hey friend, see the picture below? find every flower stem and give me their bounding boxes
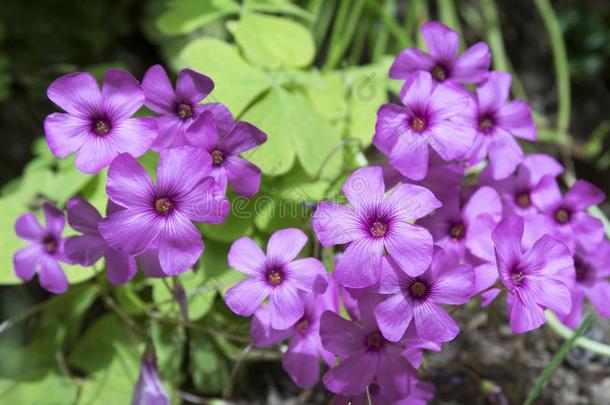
[545,311,610,358]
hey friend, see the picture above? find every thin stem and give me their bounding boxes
[323,0,367,70]
[368,0,410,49]
[534,0,571,135]
[479,0,528,100]
[545,311,610,357]
[436,0,464,50]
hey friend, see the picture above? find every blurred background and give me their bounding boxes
[0,0,609,404]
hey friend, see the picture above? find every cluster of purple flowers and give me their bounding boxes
[12,21,609,404]
[14,65,267,293]
[220,22,608,402]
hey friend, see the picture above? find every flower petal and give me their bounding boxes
[463,186,502,225]
[520,234,573,278]
[476,71,511,112]
[15,213,45,242]
[527,276,572,316]
[492,215,524,270]
[323,352,378,396]
[571,213,604,253]
[270,283,304,329]
[421,21,458,63]
[312,202,362,248]
[150,115,182,152]
[99,208,163,256]
[283,335,321,388]
[183,111,217,150]
[101,69,144,120]
[531,175,562,213]
[429,120,475,162]
[586,281,610,318]
[507,290,546,334]
[158,214,203,276]
[225,278,271,316]
[342,167,386,208]
[389,48,435,80]
[43,203,65,236]
[496,100,536,141]
[157,147,213,197]
[223,156,262,198]
[38,256,68,294]
[450,42,491,84]
[106,247,137,286]
[47,72,100,117]
[106,117,157,158]
[43,113,91,158]
[177,177,229,224]
[67,197,102,234]
[373,103,408,156]
[142,64,177,114]
[319,311,366,358]
[284,257,328,294]
[374,293,414,342]
[487,131,523,180]
[175,68,214,104]
[13,245,42,282]
[65,235,108,266]
[334,238,384,288]
[389,135,429,181]
[221,121,267,154]
[106,153,155,209]
[431,263,475,305]
[228,237,266,276]
[385,222,433,277]
[267,228,308,264]
[564,180,605,212]
[413,301,459,342]
[388,183,442,221]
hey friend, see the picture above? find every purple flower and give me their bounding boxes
[13,203,70,294]
[142,65,219,151]
[99,147,229,276]
[530,178,605,253]
[320,295,417,397]
[374,71,475,180]
[313,167,440,288]
[65,197,137,285]
[561,240,610,328]
[250,282,339,388]
[132,347,170,405]
[183,109,267,197]
[467,72,537,180]
[373,250,474,342]
[335,380,435,405]
[480,153,564,217]
[224,228,329,330]
[492,215,574,333]
[44,70,157,174]
[390,21,491,85]
[419,186,502,262]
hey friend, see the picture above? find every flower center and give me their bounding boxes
[42,235,58,254]
[511,271,525,283]
[516,192,531,208]
[554,207,571,225]
[409,281,427,298]
[267,268,283,286]
[295,318,310,333]
[365,332,384,349]
[370,221,388,237]
[449,223,466,240]
[431,65,447,81]
[211,150,224,166]
[177,103,193,120]
[410,116,426,133]
[154,197,174,215]
[479,117,494,133]
[94,119,111,136]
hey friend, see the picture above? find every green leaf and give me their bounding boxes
[242,87,342,178]
[156,0,240,35]
[191,333,231,395]
[151,320,185,386]
[177,38,273,116]
[0,373,78,405]
[244,0,314,22]
[152,270,217,321]
[198,193,254,243]
[228,13,315,68]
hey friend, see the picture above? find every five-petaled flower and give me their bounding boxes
[99,147,229,276]
[44,69,157,173]
[313,166,440,288]
[224,228,329,330]
[13,203,71,294]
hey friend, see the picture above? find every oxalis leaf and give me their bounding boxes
[242,86,342,179]
[156,0,240,35]
[227,12,315,69]
[176,37,273,116]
